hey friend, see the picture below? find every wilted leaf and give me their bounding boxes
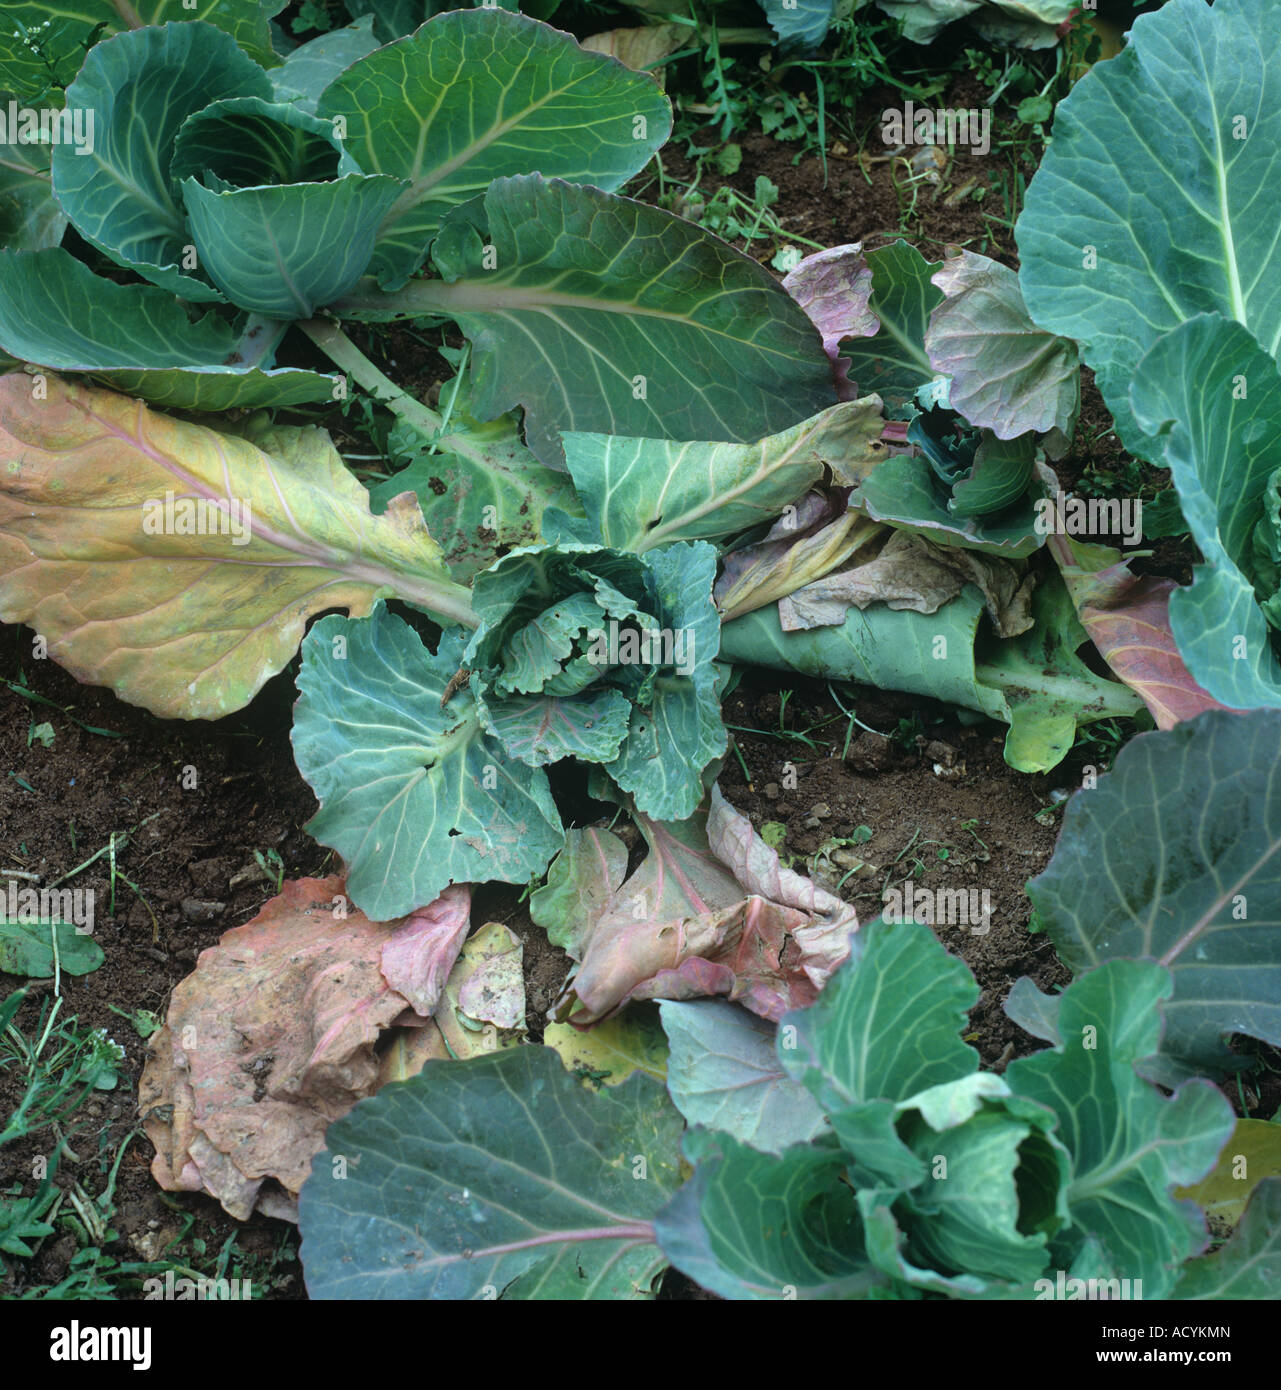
[1049,532,1237,728]
[377,920,526,1086]
[140,876,471,1221]
[926,247,1078,449]
[379,884,473,1018]
[1172,1178,1281,1299]
[782,244,876,401]
[530,826,629,957]
[714,491,883,624]
[779,529,1036,638]
[456,922,525,1031]
[975,564,1143,773]
[545,1006,668,1088]
[1174,1118,1281,1237]
[556,784,857,1024]
[580,23,688,71]
[724,565,1138,773]
[0,374,471,718]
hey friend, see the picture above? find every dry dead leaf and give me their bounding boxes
[140,876,471,1220]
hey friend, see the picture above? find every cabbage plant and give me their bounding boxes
[297,916,1280,1300]
[1018,0,1281,710]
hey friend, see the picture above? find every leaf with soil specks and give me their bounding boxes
[530,826,629,958]
[140,875,470,1221]
[544,1007,668,1088]
[1174,1118,1281,1237]
[456,922,525,1032]
[1172,1178,1281,1299]
[369,406,582,585]
[299,1045,682,1299]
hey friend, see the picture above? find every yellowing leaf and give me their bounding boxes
[0,372,473,718]
[1175,1117,1281,1237]
[545,1007,669,1088]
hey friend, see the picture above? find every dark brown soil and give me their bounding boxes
[0,632,576,1297]
[720,676,1068,1070]
[0,631,325,1297]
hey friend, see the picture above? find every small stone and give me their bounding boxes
[809,802,832,819]
[229,861,272,890]
[803,816,822,830]
[763,782,780,800]
[920,738,959,766]
[845,731,891,773]
[181,898,225,923]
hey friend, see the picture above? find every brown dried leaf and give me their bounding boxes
[140,875,471,1220]
[780,529,1036,637]
[557,786,857,1025]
